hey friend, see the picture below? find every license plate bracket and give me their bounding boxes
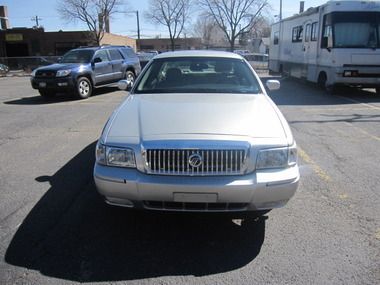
[39,82,47,88]
[173,193,218,203]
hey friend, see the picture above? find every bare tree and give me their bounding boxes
[198,0,269,51]
[239,15,271,48]
[57,0,123,45]
[249,15,271,38]
[192,14,219,49]
[145,0,192,51]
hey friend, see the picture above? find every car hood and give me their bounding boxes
[105,93,287,142]
[37,63,84,71]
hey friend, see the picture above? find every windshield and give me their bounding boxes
[332,12,380,48]
[60,50,94,63]
[134,57,261,94]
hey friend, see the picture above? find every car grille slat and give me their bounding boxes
[145,148,247,176]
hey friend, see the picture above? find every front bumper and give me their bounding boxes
[93,164,300,212]
[334,66,380,88]
[31,76,76,90]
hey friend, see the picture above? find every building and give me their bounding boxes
[138,38,202,52]
[0,27,137,57]
[0,5,136,58]
[251,37,270,54]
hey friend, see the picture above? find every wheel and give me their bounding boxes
[279,64,283,75]
[318,72,339,94]
[125,70,135,87]
[317,72,327,89]
[76,77,92,99]
[39,90,55,98]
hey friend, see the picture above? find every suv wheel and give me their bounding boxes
[39,90,55,98]
[76,77,92,99]
[125,71,135,87]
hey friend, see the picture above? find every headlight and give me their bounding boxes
[256,145,297,170]
[96,143,136,168]
[56,69,71,77]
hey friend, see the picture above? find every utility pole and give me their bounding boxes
[124,10,140,40]
[278,0,283,70]
[136,10,140,40]
[31,15,42,27]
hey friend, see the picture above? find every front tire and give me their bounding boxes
[76,77,92,99]
[39,90,55,98]
[125,70,135,87]
[318,72,339,94]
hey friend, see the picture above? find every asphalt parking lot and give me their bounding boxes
[0,76,379,284]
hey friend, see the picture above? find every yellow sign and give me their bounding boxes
[5,34,23,41]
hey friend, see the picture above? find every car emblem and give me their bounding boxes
[188,153,203,168]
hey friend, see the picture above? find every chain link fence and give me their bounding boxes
[0,56,60,74]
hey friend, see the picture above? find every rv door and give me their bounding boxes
[303,22,312,78]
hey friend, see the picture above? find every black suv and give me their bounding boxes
[31,46,141,99]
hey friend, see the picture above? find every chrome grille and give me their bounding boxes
[35,70,56,78]
[145,149,247,176]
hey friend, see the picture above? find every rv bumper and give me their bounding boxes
[335,67,380,88]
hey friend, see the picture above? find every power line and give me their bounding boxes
[31,15,42,26]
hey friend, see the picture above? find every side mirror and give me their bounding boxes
[327,36,333,48]
[93,57,102,64]
[327,36,333,52]
[266,80,281,91]
[322,36,333,52]
[118,80,133,91]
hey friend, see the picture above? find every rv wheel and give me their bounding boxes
[317,72,327,89]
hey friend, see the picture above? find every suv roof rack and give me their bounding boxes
[75,45,134,50]
[77,45,99,48]
[100,45,133,48]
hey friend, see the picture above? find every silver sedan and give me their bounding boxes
[94,50,299,214]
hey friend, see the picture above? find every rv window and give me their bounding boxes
[378,14,380,45]
[292,26,303,42]
[274,31,279,45]
[322,25,332,48]
[321,14,333,48]
[305,24,311,42]
[321,25,332,48]
[333,12,380,48]
[311,22,318,41]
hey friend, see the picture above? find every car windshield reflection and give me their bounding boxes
[134,57,261,94]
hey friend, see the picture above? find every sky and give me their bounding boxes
[1,0,328,38]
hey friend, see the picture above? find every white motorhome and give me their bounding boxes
[269,0,380,94]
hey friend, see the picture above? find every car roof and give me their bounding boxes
[154,50,244,60]
[72,46,133,52]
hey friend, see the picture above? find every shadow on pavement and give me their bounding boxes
[5,142,266,282]
[288,113,380,125]
[3,86,120,105]
[266,77,380,106]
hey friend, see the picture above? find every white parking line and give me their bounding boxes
[343,122,380,142]
[336,95,380,111]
